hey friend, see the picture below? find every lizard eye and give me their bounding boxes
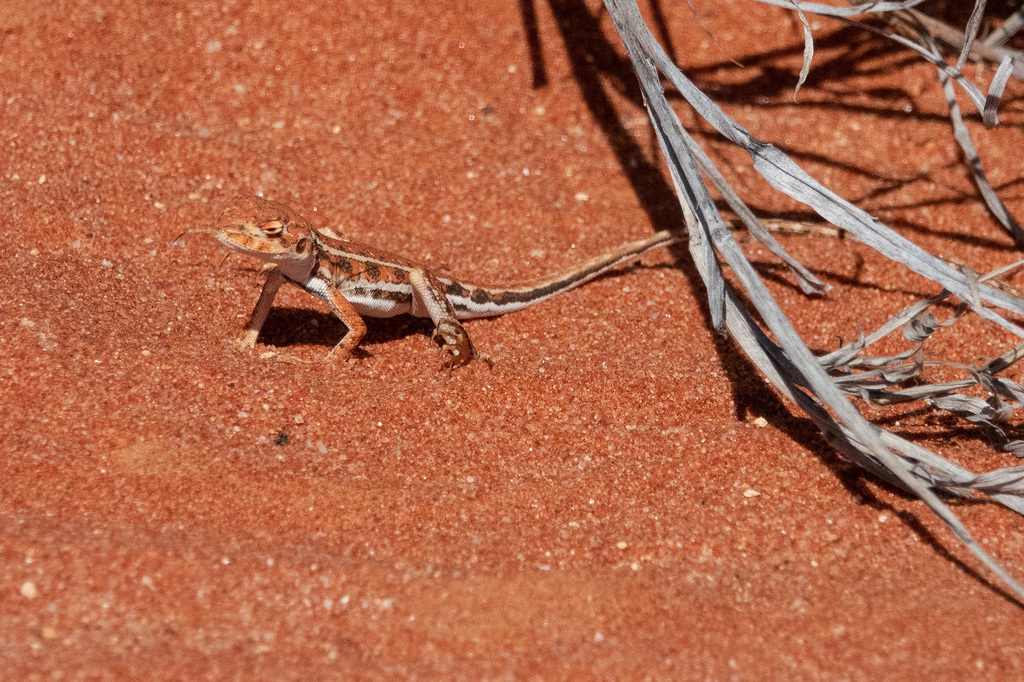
[262,220,285,237]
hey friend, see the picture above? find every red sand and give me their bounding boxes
[3,1,1024,678]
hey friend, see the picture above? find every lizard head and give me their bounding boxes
[213,196,315,264]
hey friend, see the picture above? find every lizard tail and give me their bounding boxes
[442,231,677,319]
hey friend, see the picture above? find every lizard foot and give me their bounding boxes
[324,342,357,362]
[233,330,260,352]
[432,318,483,370]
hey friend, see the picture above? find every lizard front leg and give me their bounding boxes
[408,269,482,369]
[323,287,368,360]
[237,266,285,351]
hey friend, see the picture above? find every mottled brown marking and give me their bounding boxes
[445,281,469,298]
[335,257,354,276]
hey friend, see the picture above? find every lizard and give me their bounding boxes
[191,195,677,369]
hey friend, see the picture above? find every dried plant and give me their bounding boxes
[602,0,1024,600]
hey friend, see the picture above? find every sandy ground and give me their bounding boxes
[3,0,1024,678]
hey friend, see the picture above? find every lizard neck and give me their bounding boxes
[283,252,317,284]
[267,246,317,284]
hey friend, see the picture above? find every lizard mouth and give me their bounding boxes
[212,224,317,283]
[214,224,291,256]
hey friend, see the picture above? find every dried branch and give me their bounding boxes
[603,0,1024,601]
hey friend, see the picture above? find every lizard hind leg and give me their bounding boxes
[431,318,486,370]
[409,268,487,369]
